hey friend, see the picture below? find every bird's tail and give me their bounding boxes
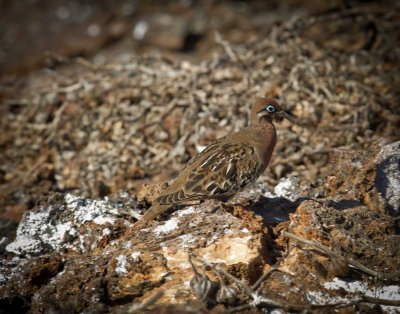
[141,203,170,223]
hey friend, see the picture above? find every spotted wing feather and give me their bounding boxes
[157,143,262,205]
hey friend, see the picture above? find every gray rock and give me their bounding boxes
[375,140,400,215]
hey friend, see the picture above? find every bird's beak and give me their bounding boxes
[283,111,297,123]
[282,111,309,127]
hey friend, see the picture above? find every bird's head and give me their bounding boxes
[250,97,296,125]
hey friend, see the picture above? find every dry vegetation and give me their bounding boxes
[1,5,399,214]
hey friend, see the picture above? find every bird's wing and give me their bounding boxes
[157,142,263,205]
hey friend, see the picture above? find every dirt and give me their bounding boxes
[0,0,399,313]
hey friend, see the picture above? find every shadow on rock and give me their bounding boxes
[326,199,363,211]
[251,196,298,225]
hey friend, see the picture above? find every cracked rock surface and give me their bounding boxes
[1,142,399,313]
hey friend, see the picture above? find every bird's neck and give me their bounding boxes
[248,117,275,131]
[245,123,277,167]
[245,123,276,145]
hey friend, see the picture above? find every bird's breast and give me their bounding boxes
[250,125,277,170]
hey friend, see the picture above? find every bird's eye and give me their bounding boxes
[265,104,276,113]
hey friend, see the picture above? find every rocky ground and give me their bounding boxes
[0,0,399,313]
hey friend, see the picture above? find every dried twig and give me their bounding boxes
[361,295,400,307]
[193,255,339,313]
[45,102,70,144]
[3,99,30,106]
[192,251,400,313]
[215,266,253,296]
[214,31,238,63]
[0,152,49,196]
[251,265,279,291]
[128,290,164,313]
[283,231,400,281]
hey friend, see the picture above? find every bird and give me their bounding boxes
[138,97,295,225]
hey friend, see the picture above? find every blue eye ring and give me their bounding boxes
[266,104,276,113]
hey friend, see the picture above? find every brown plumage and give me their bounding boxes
[140,97,294,224]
